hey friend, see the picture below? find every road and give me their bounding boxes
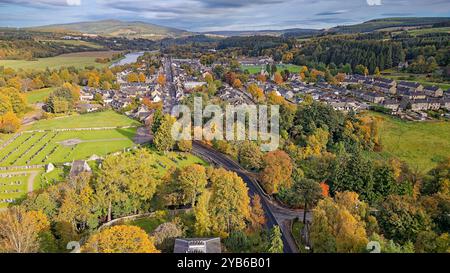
[160,57,309,253]
[192,141,309,253]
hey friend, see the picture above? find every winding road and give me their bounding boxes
[192,141,310,253]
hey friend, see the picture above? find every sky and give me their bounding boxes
[0,0,449,31]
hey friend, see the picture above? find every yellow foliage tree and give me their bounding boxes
[84,225,160,253]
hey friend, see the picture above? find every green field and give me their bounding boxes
[406,27,450,36]
[0,173,29,208]
[27,110,141,130]
[0,51,116,70]
[382,70,450,90]
[0,128,137,167]
[241,64,302,74]
[26,88,54,104]
[367,112,450,172]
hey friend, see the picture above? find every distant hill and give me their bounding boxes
[29,20,190,39]
[203,28,321,37]
[329,17,450,33]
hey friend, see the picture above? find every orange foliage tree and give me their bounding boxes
[260,150,293,194]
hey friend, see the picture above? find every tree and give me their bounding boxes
[96,150,160,221]
[285,178,323,223]
[374,67,381,77]
[194,190,212,237]
[249,195,266,231]
[157,74,166,86]
[151,108,164,135]
[0,94,12,115]
[247,83,265,103]
[260,150,293,195]
[209,168,251,235]
[274,72,283,85]
[232,78,242,89]
[177,140,192,152]
[84,225,159,253]
[0,208,49,253]
[310,192,370,253]
[238,141,264,170]
[127,73,139,83]
[0,111,20,133]
[138,72,146,83]
[152,222,184,252]
[378,195,432,244]
[268,226,284,253]
[154,114,176,152]
[177,164,208,207]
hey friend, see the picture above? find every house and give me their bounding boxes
[441,97,450,110]
[423,86,444,98]
[397,87,426,100]
[375,78,397,87]
[77,103,101,113]
[80,90,94,101]
[361,92,385,104]
[397,81,424,92]
[383,99,400,112]
[184,81,207,90]
[174,238,221,253]
[69,160,92,178]
[373,82,397,95]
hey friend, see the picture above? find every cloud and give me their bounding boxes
[316,10,349,16]
[0,0,80,7]
[367,0,382,6]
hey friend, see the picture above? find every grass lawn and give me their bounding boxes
[0,173,29,209]
[147,146,207,175]
[407,27,450,36]
[0,51,116,70]
[27,110,141,131]
[0,128,137,167]
[366,111,450,172]
[381,70,450,90]
[26,88,54,104]
[241,64,302,74]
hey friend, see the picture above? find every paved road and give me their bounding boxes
[192,141,309,253]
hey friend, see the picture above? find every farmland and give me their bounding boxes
[367,112,450,172]
[0,51,118,70]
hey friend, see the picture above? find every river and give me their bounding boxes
[110,51,145,67]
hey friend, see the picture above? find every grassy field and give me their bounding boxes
[26,88,54,104]
[27,110,141,130]
[0,173,29,208]
[241,64,302,74]
[0,128,137,167]
[381,69,450,90]
[0,51,117,70]
[366,112,450,172]
[40,39,105,49]
[406,27,450,36]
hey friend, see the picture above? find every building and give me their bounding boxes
[69,160,92,178]
[397,81,424,92]
[423,86,444,98]
[174,238,221,253]
[361,92,385,104]
[373,82,397,95]
[382,99,400,112]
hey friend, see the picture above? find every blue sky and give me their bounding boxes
[0,0,449,31]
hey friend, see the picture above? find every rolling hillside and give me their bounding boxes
[29,20,190,39]
[329,17,450,33]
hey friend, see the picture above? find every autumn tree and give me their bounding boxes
[177,140,193,152]
[177,164,208,207]
[209,168,251,236]
[138,72,146,83]
[84,225,159,253]
[274,72,283,85]
[310,192,370,253]
[0,111,21,133]
[157,74,166,86]
[260,150,293,195]
[249,195,266,231]
[194,190,212,237]
[127,73,139,83]
[247,83,265,103]
[96,150,160,221]
[238,141,264,170]
[233,78,242,89]
[0,208,50,253]
[154,114,176,153]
